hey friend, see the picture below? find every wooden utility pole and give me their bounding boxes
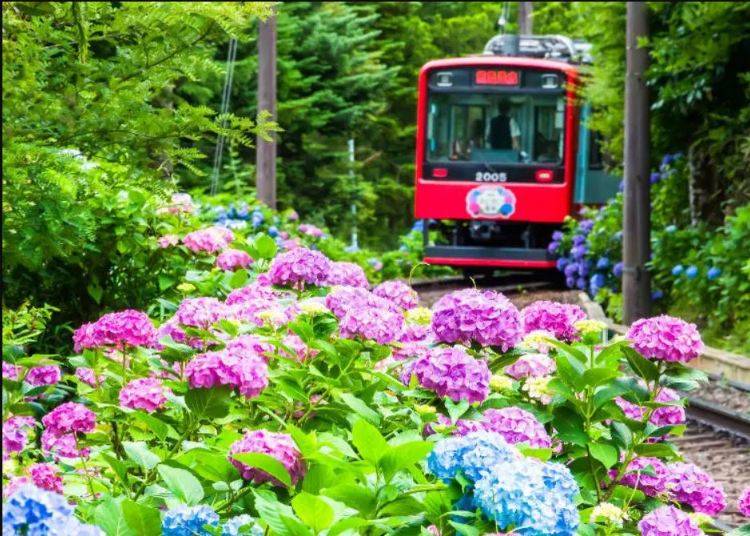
[256,14,277,209]
[622,2,651,323]
[518,2,533,35]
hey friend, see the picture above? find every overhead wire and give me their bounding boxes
[209,37,238,196]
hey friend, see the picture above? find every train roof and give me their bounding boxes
[419,56,581,76]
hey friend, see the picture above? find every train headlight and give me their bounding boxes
[535,169,554,183]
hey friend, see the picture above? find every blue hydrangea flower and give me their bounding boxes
[575,277,586,290]
[267,226,279,238]
[661,154,674,167]
[618,180,624,192]
[612,262,623,278]
[589,273,606,295]
[473,460,579,536]
[595,257,610,270]
[412,220,424,232]
[222,515,264,536]
[572,235,586,246]
[563,263,578,278]
[651,289,664,300]
[2,485,74,534]
[36,515,105,535]
[671,264,684,276]
[551,231,564,242]
[578,261,590,277]
[649,172,661,184]
[571,245,586,260]
[556,257,569,271]
[427,432,518,483]
[162,505,219,536]
[685,265,698,279]
[565,276,575,289]
[235,204,250,219]
[707,267,721,280]
[579,220,594,233]
[547,241,560,255]
[251,210,264,228]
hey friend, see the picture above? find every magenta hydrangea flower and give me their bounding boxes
[280,333,318,361]
[24,365,61,387]
[3,361,22,380]
[373,280,419,310]
[42,402,96,436]
[183,226,234,254]
[229,430,305,486]
[157,234,179,248]
[282,238,302,250]
[409,346,490,403]
[325,287,404,344]
[225,335,274,361]
[626,315,703,362]
[175,297,229,329]
[616,388,685,429]
[75,367,103,387]
[739,486,750,517]
[267,247,331,288]
[504,353,556,379]
[226,297,284,328]
[185,349,268,398]
[431,289,522,350]
[460,407,552,449]
[618,457,669,496]
[2,416,36,456]
[119,378,169,413]
[521,300,586,342]
[638,505,702,536]
[298,223,324,238]
[41,430,89,459]
[216,249,254,271]
[73,309,158,352]
[665,462,726,515]
[28,463,64,494]
[226,282,281,305]
[326,262,369,288]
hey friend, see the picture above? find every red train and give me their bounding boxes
[414,34,619,272]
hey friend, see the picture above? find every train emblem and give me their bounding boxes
[466,185,517,219]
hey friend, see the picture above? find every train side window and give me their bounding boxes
[589,130,604,170]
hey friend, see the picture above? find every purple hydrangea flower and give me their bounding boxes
[25,365,61,387]
[226,281,282,304]
[216,249,253,271]
[618,456,669,496]
[325,287,404,344]
[175,297,229,329]
[626,315,703,363]
[267,247,332,288]
[42,402,96,436]
[504,353,555,379]
[2,416,36,456]
[326,261,369,288]
[431,289,522,350]
[183,227,234,254]
[229,430,305,486]
[521,300,586,342]
[613,262,624,278]
[739,486,750,517]
[119,377,169,413]
[665,462,726,515]
[638,505,702,536]
[73,309,158,352]
[409,346,490,403]
[373,280,419,310]
[185,348,268,399]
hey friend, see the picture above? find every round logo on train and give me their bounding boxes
[466,185,517,219]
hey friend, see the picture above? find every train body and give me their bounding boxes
[414,35,619,270]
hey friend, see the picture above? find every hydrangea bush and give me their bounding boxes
[3,200,746,536]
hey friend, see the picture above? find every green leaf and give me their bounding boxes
[102,453,129,486]
[516,445,553,461]
[122,441,161,470]
[553,351,585,390]
[444,398,470,422]
[592,382,631,409]
[622,347,659,382]
[581,367,619,388]
[635,442,677,458]
[351,419,388,465]
[339,393,380,425]
[253,234,278,259]
[130,411,172,442]
[185,386,231,418]
[589,443,618,469]
[94,497,135,536]
[609,422,633,450]
[328,517,369,536]
[254,490,300,536]
[175,449,239,483]
[157,464,204,505]
[229,269,249,289]
[551,406,588,446]
[379,441,433,481]
[232,452,292,488]
[322,483,376,515]
[121,500,161,536]
[449,521,482,536]
[87,281,103,304]
[291,492,335,532]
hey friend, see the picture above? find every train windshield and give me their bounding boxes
[426,93,566,165]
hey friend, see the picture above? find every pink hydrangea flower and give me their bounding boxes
[288,210,299,221]
[185,349,268,398]
[267,247,331,288]
[618,456,669,496]
[521,300,586,342]
[24,365,61,386]
[157,234,179,248]
[216,249,253,271]
[325,287,404,344]
[3,361,22,380]
[665,462,726,515]
[226,297,284,327]
[73,309,157,352]
[41,429,89,459]
[3,477,31,498]
[75,367,103,387]
[225,334,275,360]
[298,223,324,238]
[616,388,685,428]
[638,505,702,536]
[504,353,556,379]
[739,486,750,517]
[457,407,552,449]
[326,262,369,288]
[431,289,522,350]
[159,192,195,215]
[226,282,282,304]
[409,346,490,403]
[229,430,305,486]
[183,226,234,254]
[2,416,36,456]
[280,333,318,361]
[42,402,96,436]
[119,378,169,413]
[373,280,419,310]
[28,463,64,494]
[282,238,302,250]
[626,315,703,362]
[175,297,229,329]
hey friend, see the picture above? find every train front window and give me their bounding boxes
[427,93,566,164]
